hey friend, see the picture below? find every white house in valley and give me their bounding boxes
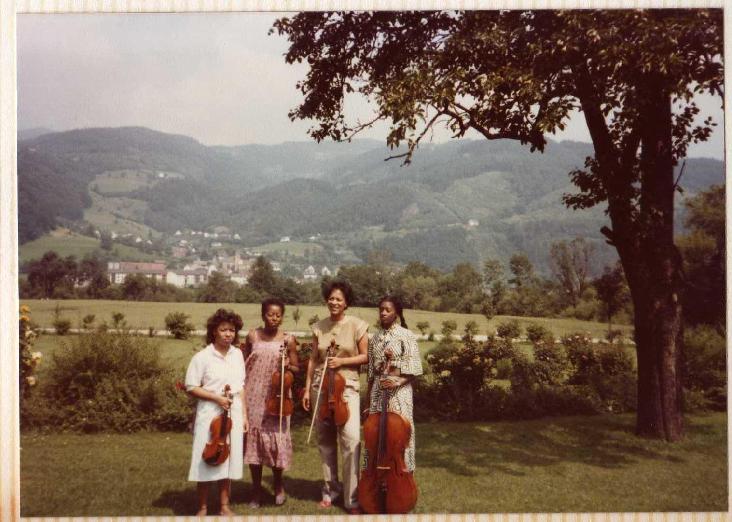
[166,268,209,288]
[107,261,167,284]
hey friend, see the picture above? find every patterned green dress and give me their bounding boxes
[365,323,423,471]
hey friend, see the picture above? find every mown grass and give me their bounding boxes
[19,231,156,264]
[20,413,727,516]
[21,299,631,340]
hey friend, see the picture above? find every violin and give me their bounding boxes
[358,352,418,514]
[266,339,294,434]
[318,339,349,426]
[202,384,233,466]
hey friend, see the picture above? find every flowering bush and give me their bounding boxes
[19,305,41,399]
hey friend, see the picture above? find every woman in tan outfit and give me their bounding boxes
[302,279,368,514]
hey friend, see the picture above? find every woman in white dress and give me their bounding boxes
[185,308,249,516]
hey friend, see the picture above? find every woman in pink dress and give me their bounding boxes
[242,297,299,507]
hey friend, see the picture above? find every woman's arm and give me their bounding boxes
[241,388,249,432]
[286,335,299,373]
[188,387,232,410]
[327,333,368,369]
[302,335,318,411]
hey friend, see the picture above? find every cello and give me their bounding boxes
[202,384,233,466]
[317,339,349,426]
[266,340,294,434]
[358,351,418,514]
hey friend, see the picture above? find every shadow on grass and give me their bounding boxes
[152,476,322,515]
[418,415,713,477]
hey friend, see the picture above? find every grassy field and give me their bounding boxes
[21,299,632,340]
[19,413,727,516]
[19,230,156,264]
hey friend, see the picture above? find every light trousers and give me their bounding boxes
[312,378,361,509]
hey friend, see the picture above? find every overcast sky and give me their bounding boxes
[18,12,724,159]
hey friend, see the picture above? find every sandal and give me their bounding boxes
[219,504,236,516]
[318,498,332,508]
[195,506,207,517]
[275,490,287,506]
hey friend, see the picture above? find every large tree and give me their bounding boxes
[274,9,723,440]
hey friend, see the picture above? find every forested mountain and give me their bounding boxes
[18,127,724,272]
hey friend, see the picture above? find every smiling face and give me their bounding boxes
[379,300,398,329]
[213,321,236,349]
[327,288,348,318]
[262,304,284,330]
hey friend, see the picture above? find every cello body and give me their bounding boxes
[358,352,418,514]
[358,410,418,514]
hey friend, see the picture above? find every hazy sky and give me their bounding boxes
[18,12,724,159]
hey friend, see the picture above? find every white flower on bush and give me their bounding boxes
[440,370,451,378]
[26,376,36,386]
[32,352,42,362]
[426,354,434,362]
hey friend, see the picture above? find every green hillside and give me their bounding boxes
[18,127,725,272]
[19,230,158,265]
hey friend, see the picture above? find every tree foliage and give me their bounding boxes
[274,9,723,440]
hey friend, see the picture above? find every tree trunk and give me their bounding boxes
[626,78,684,441]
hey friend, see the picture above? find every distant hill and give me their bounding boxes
[17,126,724,273]
[19,127,56,141]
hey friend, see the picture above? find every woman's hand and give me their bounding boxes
[379,376,402,390]
[327,357,344,369]
[302,395,311,412]
[243,418,250,433]
[215,395,233,410]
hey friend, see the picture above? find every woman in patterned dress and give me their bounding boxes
[185,308,248,516]
[364,295,423,477]
[242,297,299,507]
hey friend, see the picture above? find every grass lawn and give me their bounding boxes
[21,299,632,340]
[20,413,727,516]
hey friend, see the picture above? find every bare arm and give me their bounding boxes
[327,333,368,369]
[302,335,319,411]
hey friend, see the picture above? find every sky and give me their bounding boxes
[18,12,725,159]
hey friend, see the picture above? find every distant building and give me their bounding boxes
[171,246,188,258]
[271,262,282,272]
[230,274,248,285]
[321,266,332,277]
[280,236,291,242]
[303,265,317,281]
[107,261,166,284]
[167,268,209,288]
[467,219,480,227]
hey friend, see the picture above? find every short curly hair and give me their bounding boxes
[321,279,354,307]
[261,297,286,318]
[205,308,244,345]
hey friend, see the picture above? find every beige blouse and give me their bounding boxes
[311,315,369,381]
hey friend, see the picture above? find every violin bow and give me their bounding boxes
[279,340,286,435]
[307,338,335,444]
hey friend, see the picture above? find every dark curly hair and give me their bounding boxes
[321,279,354,307]
[261,297,286,318]
[205,308,244,345]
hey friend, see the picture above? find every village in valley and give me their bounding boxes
[104,228,333,288]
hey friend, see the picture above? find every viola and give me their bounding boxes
[318,339,349,426]
[358,352,418,514]
[266,339,294,434]
[202,384,233,466]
